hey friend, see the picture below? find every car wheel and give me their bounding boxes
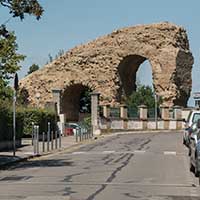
[195,167,199,177]
[190,162,194,172]
[194,158,200,177]
[183,138,186,145]
[188,147,191,156]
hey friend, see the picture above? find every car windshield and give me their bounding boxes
[69,124,79,129]
[192,113,200,123]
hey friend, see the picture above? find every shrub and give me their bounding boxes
[0,104,57,141]
[17,107,57,137]
[0,103,23,142]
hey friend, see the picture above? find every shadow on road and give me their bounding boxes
[6,158,75,170]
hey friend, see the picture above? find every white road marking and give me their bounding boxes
[102,150,115,154]
[71,150,181,156]
[164,151,177,155]
[24,152,34,155]
[72,151,85,155]
[134,150,146,154]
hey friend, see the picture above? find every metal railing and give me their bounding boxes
[110,107,120,118]
[148,108,155,119]
[127,107,139,119]
[75,125,92,142]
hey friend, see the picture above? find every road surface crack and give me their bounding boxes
[86,153,133,200]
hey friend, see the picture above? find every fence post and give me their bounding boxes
[103,105,110,118]
[138,105,148,129]
[174,105,182,129]
[160,105,170,129]
[47,122,50,151]
[42,132,45,152]
[91,92,101,136]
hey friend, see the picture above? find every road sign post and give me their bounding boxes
[13,73,18,157]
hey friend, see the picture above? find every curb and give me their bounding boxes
[0,137,97,170]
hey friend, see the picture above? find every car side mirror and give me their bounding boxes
[182,118,186,122]
[197,119,200,129]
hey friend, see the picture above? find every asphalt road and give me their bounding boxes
[0,131,200,200]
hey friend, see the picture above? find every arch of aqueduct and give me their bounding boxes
[20,22,193,121]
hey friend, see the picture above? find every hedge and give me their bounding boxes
[0,105,57,142]
[20,107,57,137]
[0,105,23,142]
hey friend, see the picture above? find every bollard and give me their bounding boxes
[36,125,39,155]
[75,128,78,142]
[33,125,37,154]
[31,122,34,145]
[51,131,54,150]
[59,130,61,148]
[86,129,89,140]
[83,128,86,140]
[79,127,81,142]
[55,131,58,149]
[42,132,45,152]
[47,122,50,151]
[81,128,83,141]
[89,128,92,138]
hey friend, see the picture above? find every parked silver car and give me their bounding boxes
[189,119,200,177]
[187,122,198,154]
[183,110,200,146]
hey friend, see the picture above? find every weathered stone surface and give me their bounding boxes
[20,22,193,111]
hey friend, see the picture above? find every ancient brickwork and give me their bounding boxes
[20,22,193,111]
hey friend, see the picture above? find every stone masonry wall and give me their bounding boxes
[20,22,193,108]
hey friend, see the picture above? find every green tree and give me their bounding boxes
[0,32,25,101]
[0,0,43,101]
[27,63,39,75]
[79,88,92,113]
[126,85,156,109]
[0,0,43,20]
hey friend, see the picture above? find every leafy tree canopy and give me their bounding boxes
[126,85,159,109]
[27,63,39,75]
[0,0,43,102]
[0,31,25,101]
[0,32,25,80]
[0,0,43,20]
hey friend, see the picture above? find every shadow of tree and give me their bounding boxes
[11,158,74,169]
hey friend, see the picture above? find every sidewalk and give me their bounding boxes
[0,136,79,169]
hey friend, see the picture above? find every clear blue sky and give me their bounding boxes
[0,0,199,105]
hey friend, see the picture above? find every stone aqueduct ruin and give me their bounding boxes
[20,22,193,121]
